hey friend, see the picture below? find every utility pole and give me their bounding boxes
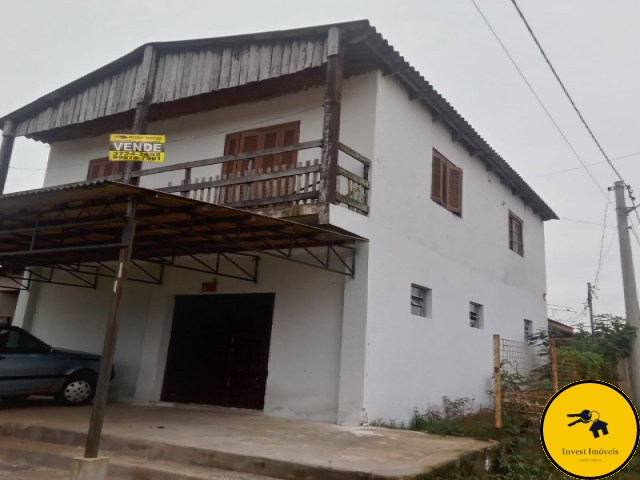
[612,181,640,402]
[587,282,595,334]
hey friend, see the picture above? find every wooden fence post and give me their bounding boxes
[493,334,502,439]
[550,338,559,392]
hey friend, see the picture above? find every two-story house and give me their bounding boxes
[0,20,556,426]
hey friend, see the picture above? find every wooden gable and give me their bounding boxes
[10,36,329,140]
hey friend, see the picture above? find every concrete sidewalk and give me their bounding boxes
[0,459,69,479]
[0,402,495,479]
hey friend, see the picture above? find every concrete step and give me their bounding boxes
[0,417,496,480]
[0,458,70,479]
[0,423,355,480]
[0,435,277,480]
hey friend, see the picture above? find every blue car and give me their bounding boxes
[0,326,109,406]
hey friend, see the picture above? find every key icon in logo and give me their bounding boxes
[567,410,609,438]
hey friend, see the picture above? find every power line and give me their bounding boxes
[533,151,640,179]
[510,0,626,184]
[510,0,640,237]
[510,0,640,312]
[559,217,615,228]
[593,201,612,290]
[632,226,640,247]
[547,303,576,309]
[470,0,608,200]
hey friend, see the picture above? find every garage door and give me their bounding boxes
[162,293,275,410]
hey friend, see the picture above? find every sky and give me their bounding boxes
[1,0,638,326]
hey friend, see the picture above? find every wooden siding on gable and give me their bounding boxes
[15,60,142,137]
[14,36,328,138]
[151,36,326,103]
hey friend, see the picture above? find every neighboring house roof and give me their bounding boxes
[548,319,574,336]
[0,20,557,220]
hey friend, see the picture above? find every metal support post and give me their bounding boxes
[84,199,137,458]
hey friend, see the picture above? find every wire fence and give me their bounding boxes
[493,335,624,435]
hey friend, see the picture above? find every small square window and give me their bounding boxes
[524,319,533,338]
[509,213,524,256]
[411,285,432,317]
[469,302,483,329]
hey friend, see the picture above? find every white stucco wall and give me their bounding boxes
[20,67,551,425]
[43,71,378,191]
[329,71,549,423]
[17,73,372,423]
[23,254,345,422]
[26,277,152,401]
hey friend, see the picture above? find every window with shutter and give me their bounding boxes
[260,132,279,171]
[281,127,298,194]
[221,122,300,203]
[431,149,463,216]
[431,155,444,205]
[86,158,126,180]
[221,134,240,203]
[509,213,524,256]
[446,163,463,214]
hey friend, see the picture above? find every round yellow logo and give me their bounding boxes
[541,380,639,479]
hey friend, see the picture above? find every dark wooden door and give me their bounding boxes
[162,294,275,410]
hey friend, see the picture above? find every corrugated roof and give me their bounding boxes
[0,20,556,219]
[0,180,364,270]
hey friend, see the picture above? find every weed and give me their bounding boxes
[374,397,640,479]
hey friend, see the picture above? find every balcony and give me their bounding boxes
[102,140,370,221]
[0,25,373,224]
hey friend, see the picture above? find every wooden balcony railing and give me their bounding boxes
[160,159,322,209]
[104,139,370,216]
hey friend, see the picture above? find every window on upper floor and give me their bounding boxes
[509,212,524,256]
[431,149,463,216]
[411,284,432,318]
[87,157,127,180]
[222,122,300,202]
[469,302,483,329]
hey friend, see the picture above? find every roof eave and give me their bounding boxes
[0,20,371,126]
[359,27,558,220]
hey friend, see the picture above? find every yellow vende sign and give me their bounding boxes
[541,380,639,479]
[109,134,165,162]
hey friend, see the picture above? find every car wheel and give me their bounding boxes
[56,373,97,406]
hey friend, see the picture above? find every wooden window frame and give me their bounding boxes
[223,121,301,174]
[431,149,463,216]
[87,157,127,180]
[509,212,524,256]
[221,122,301,203]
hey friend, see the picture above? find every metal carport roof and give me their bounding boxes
[0,180,366,460]
[0,180,364,281]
